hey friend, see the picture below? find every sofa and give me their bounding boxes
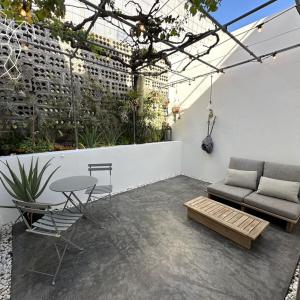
[207,157,300,232]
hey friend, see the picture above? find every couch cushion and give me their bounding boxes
[225,169,257,190]
[207,182,253,203]
[229,157,264,188]
[257,177,300,203]
[263,161,300,196]
[244,192,300,220]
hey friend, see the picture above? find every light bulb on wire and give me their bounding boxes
[257,23,264,33]
[21,41,29,50]
[272,52,277,60]
[139,23,145,32]
[20,8,27,17]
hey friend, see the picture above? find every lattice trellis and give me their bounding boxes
[0,18,169,133]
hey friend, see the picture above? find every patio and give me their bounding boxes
[1,0,300,299]
[11,176,300,300]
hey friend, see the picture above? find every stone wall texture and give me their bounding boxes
[0,20,168,133]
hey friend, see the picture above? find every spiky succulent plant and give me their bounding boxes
[0,157,60,202]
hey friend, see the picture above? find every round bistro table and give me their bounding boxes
[49,176,97,219]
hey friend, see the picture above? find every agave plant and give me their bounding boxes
[0,158,60,202]
[79,126,101,148]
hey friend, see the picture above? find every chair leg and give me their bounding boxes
[286,222,295,233]
[61,236,83,251]
[14,214,23,224]
[52,243,68,285]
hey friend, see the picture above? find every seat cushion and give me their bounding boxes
[207,182,253,203]
[263,161,300,197]
[244,192,300,220]
[229,157,264,188]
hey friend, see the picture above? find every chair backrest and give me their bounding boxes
[13,199,51,229]
[88,163,112,176]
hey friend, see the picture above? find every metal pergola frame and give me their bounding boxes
[73,0,300,85]
[166,42,300,87]
[5,0,300,148]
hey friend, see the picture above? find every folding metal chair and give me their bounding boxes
[13,199,83,285]
[85,163,113,204]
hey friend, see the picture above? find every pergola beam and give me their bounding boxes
[201,10,262,63]
[145,63,194,81]
[224,0,278,28]
[136,0,279,74]
[296,0,300,14]
[166,42,300,86]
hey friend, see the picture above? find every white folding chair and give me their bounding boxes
[13,199,83,285]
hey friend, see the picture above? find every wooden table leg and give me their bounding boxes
[286,222,295,233]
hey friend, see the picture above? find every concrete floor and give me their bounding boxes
[11,176,300,300]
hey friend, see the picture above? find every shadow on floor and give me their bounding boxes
[11,175,300,300]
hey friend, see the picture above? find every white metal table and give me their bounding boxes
[49,176,97,219]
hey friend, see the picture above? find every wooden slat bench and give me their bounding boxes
[184,196,269,249]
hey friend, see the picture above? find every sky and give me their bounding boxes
[211,0,296,31]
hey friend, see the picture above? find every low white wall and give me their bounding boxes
[0,141,182,225]
[173,9,300,183]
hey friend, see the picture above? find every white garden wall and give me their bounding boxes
[0,142,182,225]
[172,8,300,183]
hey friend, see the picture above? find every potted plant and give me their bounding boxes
[0,157,60,224]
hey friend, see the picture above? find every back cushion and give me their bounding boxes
[263,162,300,197]
[229,157,264,188]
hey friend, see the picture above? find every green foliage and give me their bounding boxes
[0,0,222,62]
[0,0,66,23]
[98,112,124,146]
[185,0,222,16]
[18,137,54,154]
[79,126,101,148]
[0,130,24,156]
[0,158,60,202]
[119,89,167,144]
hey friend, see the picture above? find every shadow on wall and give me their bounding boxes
[172,9,300,182]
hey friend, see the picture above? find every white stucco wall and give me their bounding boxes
[172,9,300,183]
[0,142,182,225]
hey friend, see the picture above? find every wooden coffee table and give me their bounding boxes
[184,196,269,249]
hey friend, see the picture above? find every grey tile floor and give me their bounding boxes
[11,176,300,300]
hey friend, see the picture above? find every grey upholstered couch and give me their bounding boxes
[207,157,300,232]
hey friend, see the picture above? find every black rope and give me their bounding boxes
[207,117,210,135]
[209,116,217,136]
[209,75,213,104]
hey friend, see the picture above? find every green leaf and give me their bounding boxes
[31,158,39,195]
[159,33,166,40]
[0,158,60,202]
[28,157,34,184]
[35,166,60,199]
[0,173,19,199]
[1,161,23,197]
[170,28,178,37]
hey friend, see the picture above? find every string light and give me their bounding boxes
[139,23,145,32]
[20,8,27,17]
[21,41,29,50]
[257,23,264,33]
[272,52,277,60]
